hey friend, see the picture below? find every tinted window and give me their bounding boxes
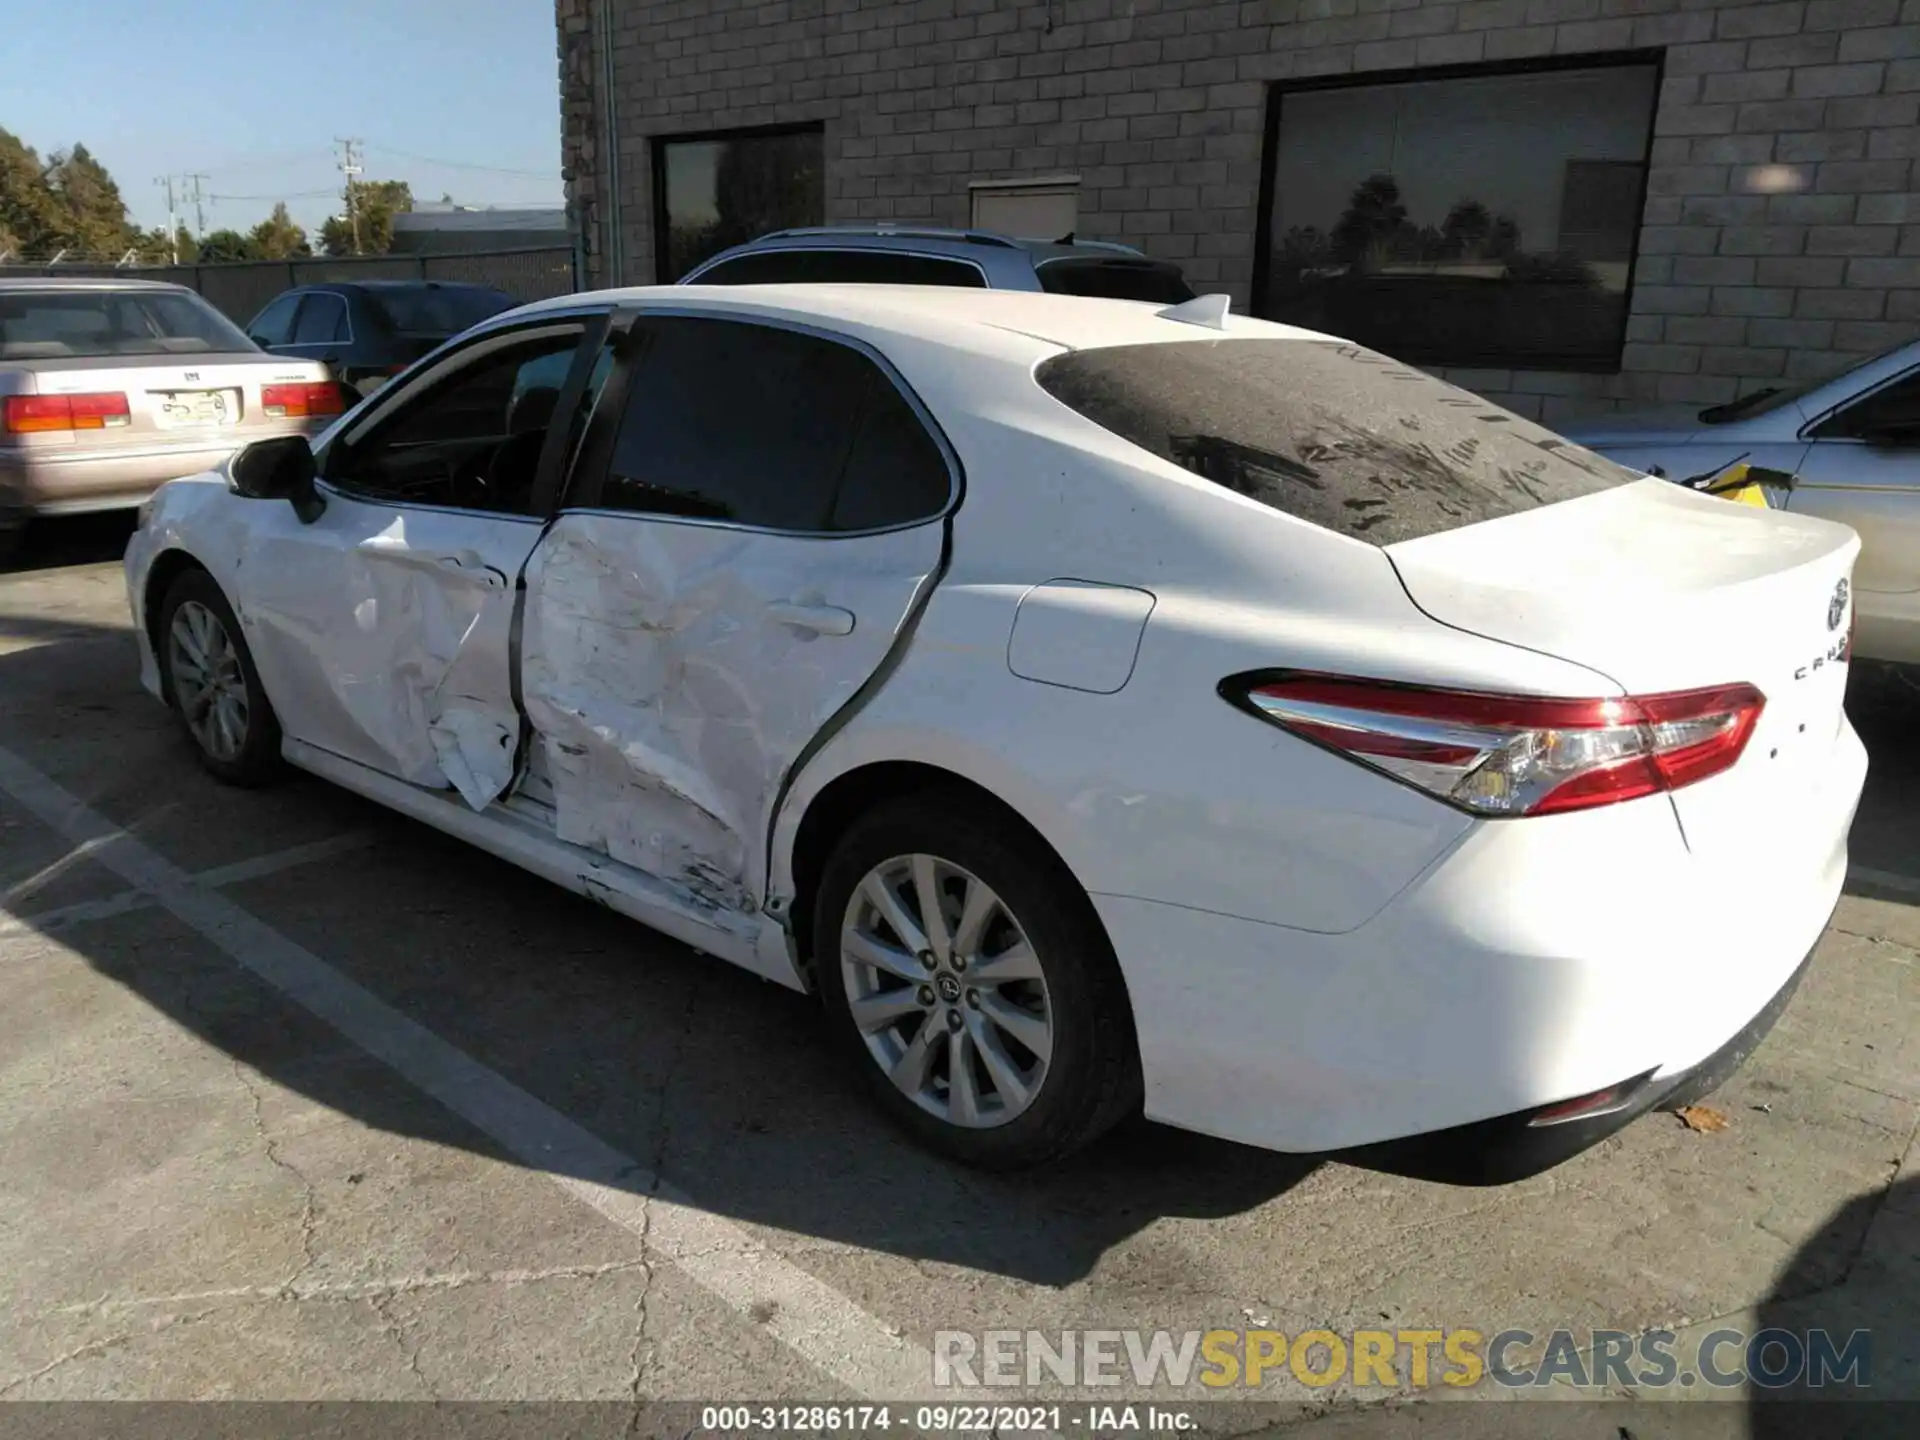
[292,293,348,345]
[0,289,252,359]
[656,126,825,282]
[696,249,986,288]
[1036,338,1636,546]
[603,318,863,529]
[1260,60,1657,369]
[833,372,953,530]
[599,317,946,531]
[367,286,515,336]
[1828,370,1920,441]
[333,332,593,515]
[248,293,302,346]
[1038,259,1195,304]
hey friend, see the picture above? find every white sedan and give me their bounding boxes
[124,285,1866,1181]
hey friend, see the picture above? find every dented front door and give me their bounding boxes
[516,512,943,912]
[241,490,543,807]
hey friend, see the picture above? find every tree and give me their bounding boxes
[249,202,309,259]
[42,143,137,256]
[196,228,259,263]
[1330,174,1408,272]
[319,178,413,256]
[1441,200,1493,259]
[0,128,70,257]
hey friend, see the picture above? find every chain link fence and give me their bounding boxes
[1,246,580,325]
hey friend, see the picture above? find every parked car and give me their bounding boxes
[244,280,517,399]
[0,277,339,559]
[124,286,1863,1181]
[1559,338,1920,666]
[680,225,1198,302]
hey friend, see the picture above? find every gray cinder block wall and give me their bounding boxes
[557,0,1920,420]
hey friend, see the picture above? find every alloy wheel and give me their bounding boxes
[839,853,1054,1129]
[167,600,250,763]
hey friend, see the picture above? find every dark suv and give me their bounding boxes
[245,281,517,397]
[679,226,1197,302]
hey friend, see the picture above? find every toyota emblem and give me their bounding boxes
[1828,578,1849,632]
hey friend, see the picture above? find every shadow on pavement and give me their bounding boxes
[0,512,137,577]
[0,620,1315,1290]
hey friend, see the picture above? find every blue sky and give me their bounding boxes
[7,0,564,240]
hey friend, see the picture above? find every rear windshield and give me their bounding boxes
[1037,259,1196,305]
[0,289,254,360]
[1036,338,1638,546]
[367,286,515,337]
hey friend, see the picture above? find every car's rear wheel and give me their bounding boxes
[813,791,1141,1169]
[157,569,284,786]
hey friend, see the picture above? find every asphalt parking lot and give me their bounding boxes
[0,515,1915,1435]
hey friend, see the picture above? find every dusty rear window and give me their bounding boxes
[1035,337,1638,545]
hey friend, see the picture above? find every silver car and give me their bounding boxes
[1560,340,1920,665]
[0,278,337,558]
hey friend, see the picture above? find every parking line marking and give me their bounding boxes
[0,831,379,938]
[0,743,939,1402]
[1849,865,1920,901]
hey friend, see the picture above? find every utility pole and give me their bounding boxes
[335,136,364,255]
[184,173,209,238]
[154,175,179,263]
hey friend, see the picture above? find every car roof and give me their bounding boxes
[514,283,1298,356]
[0,276,195,294]
[296,280,508,294]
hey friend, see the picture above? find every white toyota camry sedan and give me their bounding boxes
[124,285,1866,1182]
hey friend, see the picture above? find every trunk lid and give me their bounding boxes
[1387,477,1859,852]
[9,353,332,448]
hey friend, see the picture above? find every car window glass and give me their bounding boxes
[831,372,952,530]
[1037,338,1636,546]
[1038,259,1196,304]
[368,286,515,336]
[599,317,881,530]
[292,294,348,345]
[248,293,302,347]
[1829,369,1920,442]
[0,289,252,359]
[332,330,592,516]
[691,252,812,285]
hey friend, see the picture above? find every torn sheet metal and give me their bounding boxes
[518,513,942,911]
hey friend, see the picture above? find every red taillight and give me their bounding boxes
[261,381,346,419]
[3,391,131,433]
[1230,673,1766,818]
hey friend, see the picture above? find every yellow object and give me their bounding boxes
[1701,461,1772,509]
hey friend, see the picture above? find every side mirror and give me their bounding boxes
[229,436,325,524]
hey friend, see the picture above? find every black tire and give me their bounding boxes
[813,789,1142,1170]
[155,568,285,786]
[0,526,22,567]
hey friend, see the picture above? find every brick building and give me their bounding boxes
[554,0,1920,420]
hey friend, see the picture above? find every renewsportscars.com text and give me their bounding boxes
[932,1327,1872,1392]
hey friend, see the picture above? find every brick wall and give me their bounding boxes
[563,0,1920,420]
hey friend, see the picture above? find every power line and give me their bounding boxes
[207,189,339,202]
[363,142,558,179]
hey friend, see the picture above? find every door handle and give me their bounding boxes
[767,601,855,636]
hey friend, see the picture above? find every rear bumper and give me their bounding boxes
[0,425,320,523]
[1093,716,1865,1171]
[1337,932,1821,1184]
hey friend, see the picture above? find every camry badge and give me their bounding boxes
[1829,578,1849,632]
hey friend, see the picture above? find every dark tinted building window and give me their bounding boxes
[1258,59,1657,370]
[1037,259,1195,305]
[695,249,987,287]
[656,126,825,283]
[1036,338,1636,547]
[600,317,948,532]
